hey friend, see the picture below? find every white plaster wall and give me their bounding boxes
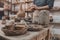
[51,0,60,35]
[51,0,60,23]
[54,0,60,7]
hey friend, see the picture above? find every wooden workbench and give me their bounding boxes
[0,20,51,40]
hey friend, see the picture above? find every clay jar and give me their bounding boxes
[28,25,42,31]
[5,20,15,30]
[49,16,53,22]
[2,16,6,24]
[4,3,9,10]
[15,17,21,22]
[17,10,25,19]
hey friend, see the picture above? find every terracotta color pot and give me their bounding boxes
[2,24,28,36]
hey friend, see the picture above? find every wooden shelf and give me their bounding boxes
[12,2,25,5]
[25,10,33,12]
[4,9,18,13]
[50,22,60,24]
[25,1,33,3]
[5,1,11,4]
[8,10,18,13]
[5,1,33,5]
[4,0,34,14]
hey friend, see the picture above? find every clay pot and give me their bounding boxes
[22,4,26,11]
[2,16,6,24]
[2,24,28,36]
[17,10,25,18]
[4,3,9,10]
[28,25,43,31]
[5,15,9,20]
[5,20,15,30]
[15,17,20,22]
[2,16,6,20]
[49,16,53,22]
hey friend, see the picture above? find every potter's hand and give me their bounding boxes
[26,7,34,11]
[31,7,35,9]
[34,6,41,10]
[26,5,37,11]
[29,6,35,10]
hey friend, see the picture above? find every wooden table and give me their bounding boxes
[0,20,51,40]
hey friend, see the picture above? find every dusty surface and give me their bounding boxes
[0,21,45,40]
